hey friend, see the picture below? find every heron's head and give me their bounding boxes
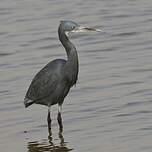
[59,20,101,36]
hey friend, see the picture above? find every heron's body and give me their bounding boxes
[25,58,77,106]
[24,23,78,108]
[25,59,67,106]
[24,20,101,134]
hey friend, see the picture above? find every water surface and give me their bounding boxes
[0,0,152,152]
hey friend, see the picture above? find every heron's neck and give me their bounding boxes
[58,29,78,67]
[58,28,79,85]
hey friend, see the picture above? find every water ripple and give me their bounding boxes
[0,0,152,152]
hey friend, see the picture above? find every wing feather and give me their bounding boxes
[25,59,66,104]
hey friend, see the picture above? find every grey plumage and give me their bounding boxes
[24,59,72,107]
[24,20,101,134]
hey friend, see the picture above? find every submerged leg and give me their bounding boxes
[47,107,52,135]
[57,104,63,132]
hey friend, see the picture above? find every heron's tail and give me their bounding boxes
[24,98,34,108]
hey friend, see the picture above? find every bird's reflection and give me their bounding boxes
[27,132,73,152]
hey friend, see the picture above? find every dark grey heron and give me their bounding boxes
[24,20,101,134]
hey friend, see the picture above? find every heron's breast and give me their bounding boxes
[64,67,78,86]
[52,82,70,104]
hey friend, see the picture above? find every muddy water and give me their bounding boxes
[0,0,152,152]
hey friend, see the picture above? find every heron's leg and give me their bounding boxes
[47,106,52,135]
[57,104,63,132]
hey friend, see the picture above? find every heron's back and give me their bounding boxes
[24,59,68,107]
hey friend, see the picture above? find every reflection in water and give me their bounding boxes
[27,133,73,152]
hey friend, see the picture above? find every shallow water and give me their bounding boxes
[0,0,152,151]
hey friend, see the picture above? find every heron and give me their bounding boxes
[24,20,101,134]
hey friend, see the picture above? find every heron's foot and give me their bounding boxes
[58,131,64,145]
[47,110,52,136]
[48,121,52,136]
[48,127,52,137]
[48,135,54,146]
[57,112,63,133]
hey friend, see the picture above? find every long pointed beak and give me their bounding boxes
[72,26,102,33]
